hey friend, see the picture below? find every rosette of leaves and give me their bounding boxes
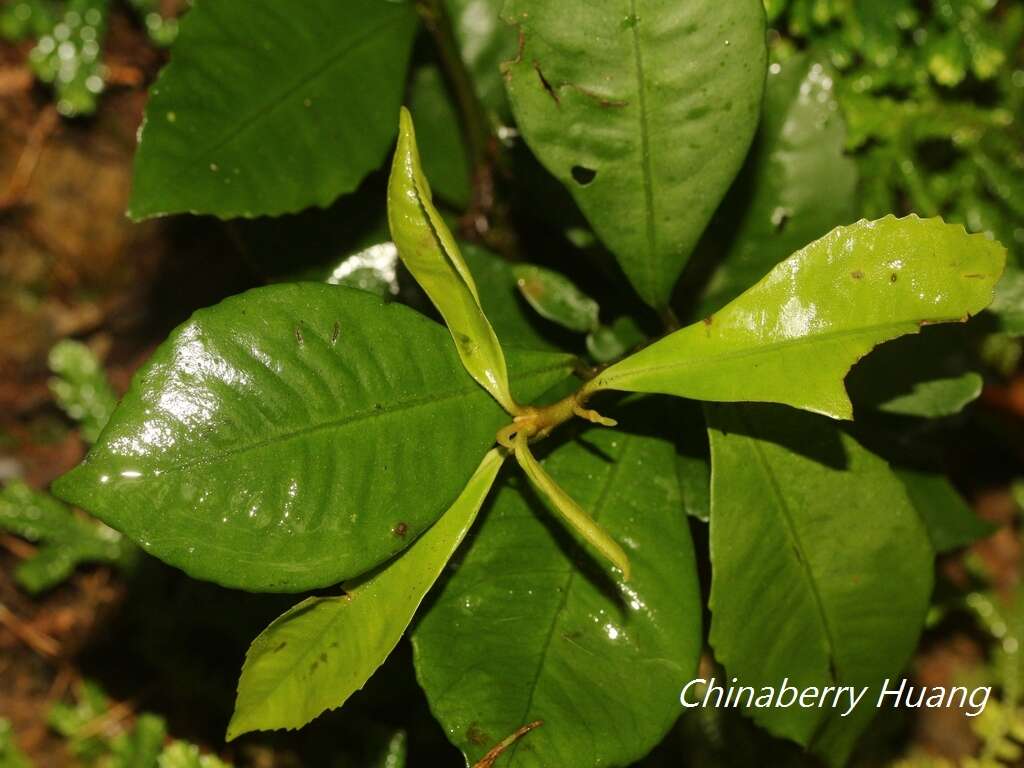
[50,1,1013,765]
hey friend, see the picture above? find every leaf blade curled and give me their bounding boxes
[388,108,516,412]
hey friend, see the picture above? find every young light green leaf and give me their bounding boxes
[227,449,504,740]
[48,340,117,444]
[706,404,934,765]
[502,0,766,308]
[413,398,701,767]
[512,264,600,333]
[585,216,1006,420]
[388,107,516,413]
[53,284,573,592]
[0,481,130,594]
[129,0,417,219]
[512,432,630,580]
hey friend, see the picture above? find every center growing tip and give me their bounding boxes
[496,389,617,449]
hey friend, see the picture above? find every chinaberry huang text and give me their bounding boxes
[680,677,991,719]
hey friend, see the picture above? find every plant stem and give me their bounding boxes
[416,0,491,181]
[497,387,615,448]
[416,0,520,255]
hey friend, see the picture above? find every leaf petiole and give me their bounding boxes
[512,430,631,580]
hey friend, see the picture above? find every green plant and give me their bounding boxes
[0,341,134,594]
[0,0,177,117]
[42,1,1019,766]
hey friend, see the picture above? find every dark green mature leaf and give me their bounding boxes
[0,481,130,594]
[414,398,701,767]
[129,0,417,220]
[701,54,858,313]
[706,404,933,765]
[897,468,993,552]
[586,216,1005,420]
[228,449,503,739]
[503,0,766,308]
[53,285,572,592]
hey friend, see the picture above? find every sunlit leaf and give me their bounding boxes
[53,285,572,592]
[586,216,1005,419]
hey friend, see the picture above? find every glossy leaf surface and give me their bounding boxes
[53,284,572,592]
[706,404,933,765]
[701,55,858,313]
[129,0,417,219]
[503,0,766,308]
[228,449,504,739]
[587,216,1005,419]
[414,398,701,767]
[388,108,516,412]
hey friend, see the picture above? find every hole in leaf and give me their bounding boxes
[571,166,597,185]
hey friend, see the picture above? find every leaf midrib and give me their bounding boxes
[153,7,406,191]
[598,318,923,387]
[507,435,631,764]
[738,406,838,681]
[628,0,658,300]
[131,360,568,475]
